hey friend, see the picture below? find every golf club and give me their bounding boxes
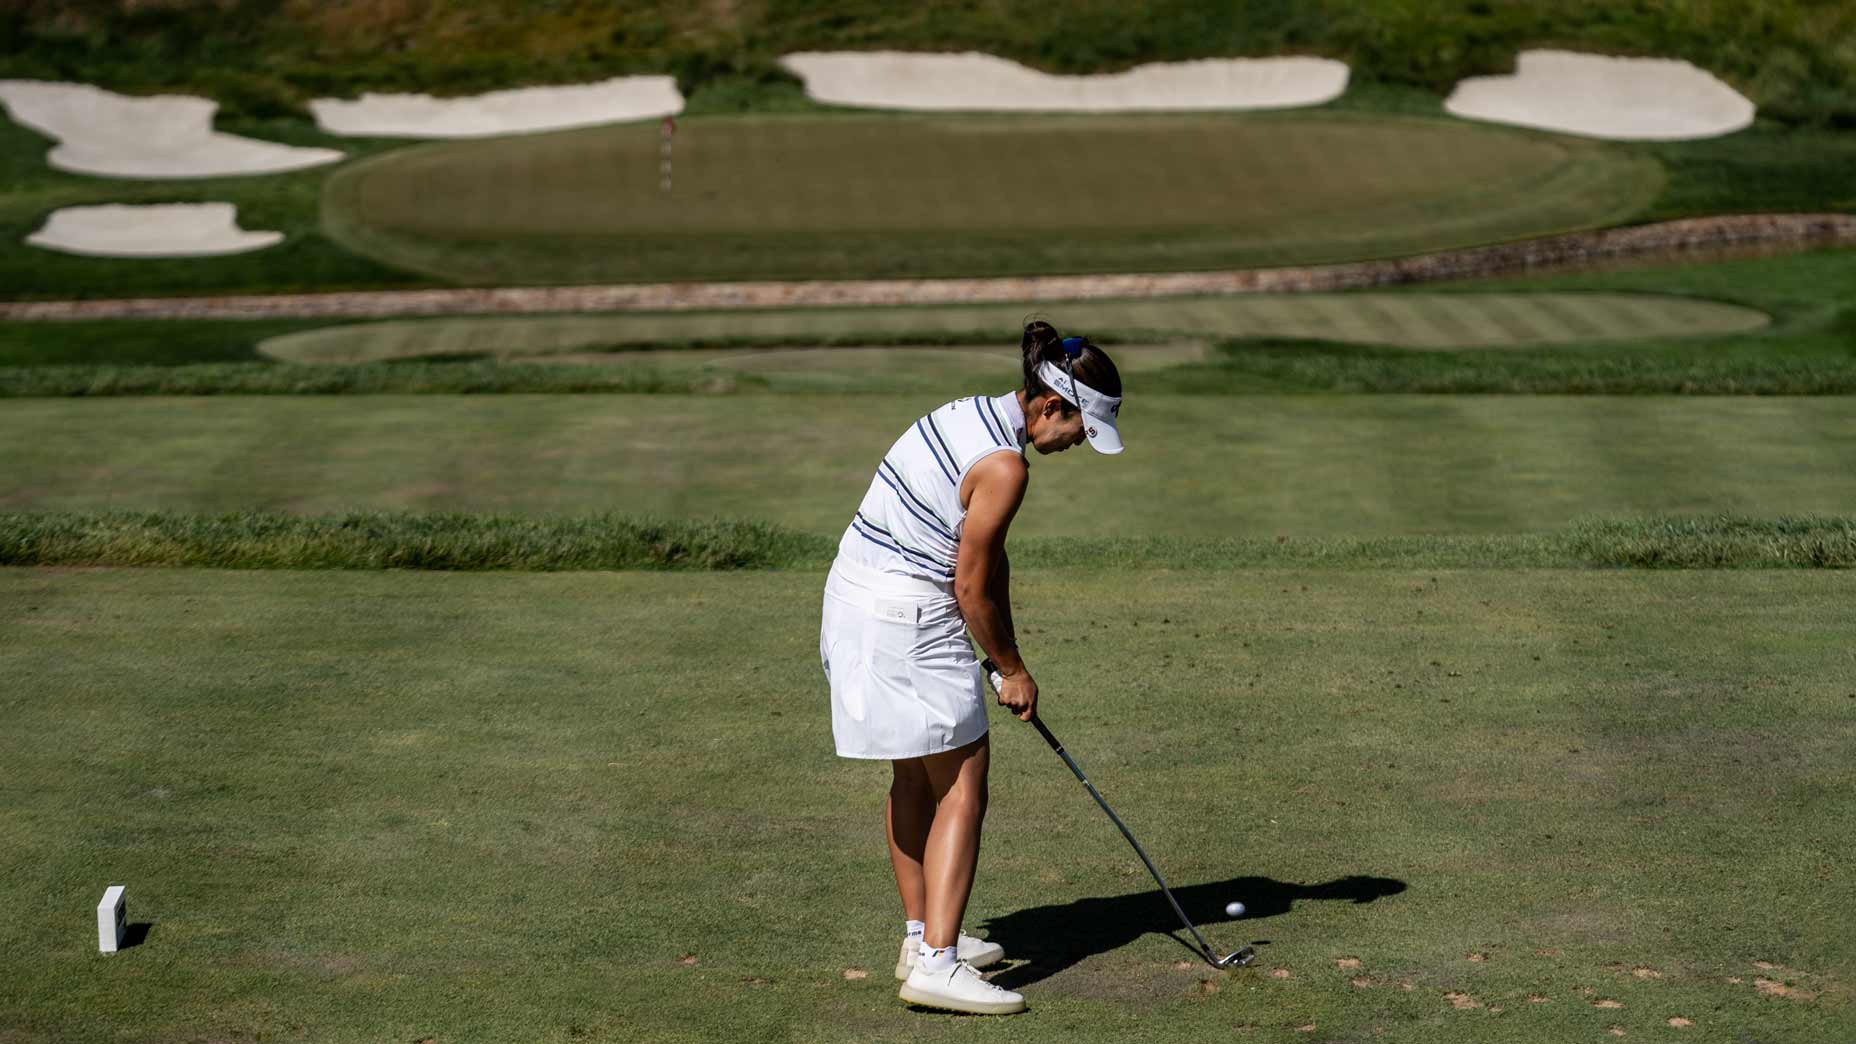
[984,659,1257,970]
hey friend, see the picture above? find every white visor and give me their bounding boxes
[1038,361,1123,454]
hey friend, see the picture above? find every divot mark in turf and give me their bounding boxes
[1192,978,1220,997]
[842,968,868,980]
[1594,998,1625,1009]
[1269,968,1292,980]
[1466,952,1489,963]
[1528,994,1551,1003]
[676,954,698,966]
[1336,957,1362,969]
[1293,1025,1316,1033]
[1752,977,1815,1001]
[1608,1028,1627,1037]
[1668,1017,1695,1028]
[1445,991,1480,1009]
[1350,976,1374,989]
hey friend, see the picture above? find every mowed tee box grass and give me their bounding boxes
[2,567,1851,1041]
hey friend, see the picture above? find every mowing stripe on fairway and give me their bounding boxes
[3,395,1849,539]
[255,292,1768,364]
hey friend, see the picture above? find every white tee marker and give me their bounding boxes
[97,885,126,953]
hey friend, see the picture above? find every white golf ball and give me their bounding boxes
[1225,901,1246,918]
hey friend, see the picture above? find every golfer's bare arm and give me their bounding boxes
[956,451,1037,721]
[989,548,1014,646]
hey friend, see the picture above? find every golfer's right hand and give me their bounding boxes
[997,669,1038,722]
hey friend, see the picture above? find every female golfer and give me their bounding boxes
[819,320,1124,1014]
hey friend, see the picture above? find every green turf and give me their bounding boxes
[0,90,1849,301]
[3,566,1850,1042]
[7,248,1851,397]
[6,394,1855,538]
[321,111,1663,284]
[252,292,1767,366]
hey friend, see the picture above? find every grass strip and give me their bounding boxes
[1153,331,1856,395]
[12,332,1856,398]
[4,511,1851,571]
[0,360,759,396]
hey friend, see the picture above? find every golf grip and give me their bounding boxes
[983,659,1065,753]
[982,657,1230,965]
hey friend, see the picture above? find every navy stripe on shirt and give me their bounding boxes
[973,396,1008,447]
[853,514,954,574]
[985,398,1019,448]
[876,462,957,543]
[915,418,957,486]
[924,412,961,475]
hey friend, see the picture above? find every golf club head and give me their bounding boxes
[1211,946,1258,969]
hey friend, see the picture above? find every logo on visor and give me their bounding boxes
[1109,401,1120,417]
[1087,426,1098,438]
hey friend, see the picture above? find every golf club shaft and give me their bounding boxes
[1025,711,1229,965]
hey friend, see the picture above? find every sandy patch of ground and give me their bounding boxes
[779,51,1347,112]
[1445,50,1754,141]
[0,80,342,178]
[26,204,282,257]
[310,77,684,138]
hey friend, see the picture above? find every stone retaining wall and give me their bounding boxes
[4,214,1851,321]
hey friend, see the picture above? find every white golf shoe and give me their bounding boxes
[894,933,1005,979]
[898,960,1026,1015]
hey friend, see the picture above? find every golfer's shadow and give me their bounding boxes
[977,874,1405,990]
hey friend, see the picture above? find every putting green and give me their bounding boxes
[321,112,1663,284]
[257,292,1766,366]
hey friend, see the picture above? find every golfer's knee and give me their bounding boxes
[938,777,986,820]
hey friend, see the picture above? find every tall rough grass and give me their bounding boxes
[0,511,829,571]
[3,511,1850,571]
[2,2,1851,126]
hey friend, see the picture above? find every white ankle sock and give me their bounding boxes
[918,940,957,973]
[905,919,924,940]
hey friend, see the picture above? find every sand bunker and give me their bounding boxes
[1444,50,1754,141]
[0,80,343,178]
[310,77,684,138]
[27,203,283,257]
[778,51,1347,112]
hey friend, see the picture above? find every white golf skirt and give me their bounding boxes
[820,556,988,760]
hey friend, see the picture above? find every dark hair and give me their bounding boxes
[1020,319,1122,413]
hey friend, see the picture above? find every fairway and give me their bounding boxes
[256,291,1767,365]
[5,395,1854,537]
[4,566,1850,1043]
[321,112,1663,284]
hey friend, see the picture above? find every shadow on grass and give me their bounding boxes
[977,875,1406,990]
[120,922,152,949]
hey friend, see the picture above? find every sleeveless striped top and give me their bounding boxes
[836,392,1029,583]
